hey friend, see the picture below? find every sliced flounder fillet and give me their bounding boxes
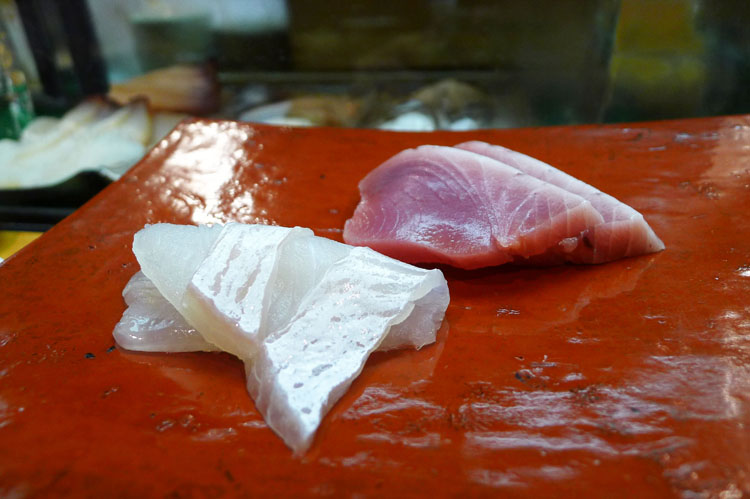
[455,141,665,264]
[117,223,449,454]
[113,271,218,352]
[132,223,223,311]
[343,145,604,269]
[246,246,448,453]
[182,224,309,359]
[0,99,150,188]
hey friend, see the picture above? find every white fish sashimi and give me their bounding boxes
[19,116,60,142]
[121,224,346,354]
[113,271,218,352]
[246,245,449,453]
[15,99,113,157]
[0,98,153,189]
[89,99,152,145]
[133,223,223,312]
[377,281,448,351]
[117,222,450,453]
[182,224,308,359]
[118,241,443,355]
[262,230,351,336]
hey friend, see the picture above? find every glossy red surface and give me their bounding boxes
[1,118,749,497]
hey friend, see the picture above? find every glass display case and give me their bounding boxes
[87,0,750,128]
[1,0,749,229]
[4,0,749,130]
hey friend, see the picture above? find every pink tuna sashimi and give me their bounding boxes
[456,141,665,264]
[343,145,604,269]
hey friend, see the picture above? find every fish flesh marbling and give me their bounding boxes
[455,141,665,264]
[343,145,606,269]
[343,144,664,268]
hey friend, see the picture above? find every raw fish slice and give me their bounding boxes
[182,224,308,359]
[57,97,117,127]
[377,282,448,350]
[0,99,152,188]
[264,232,440,351]
[117,223,450,453]
[133,223,223,315]
[343,145,604,269]
[456,141,665,263]
[263,231,351,334]
[128,223,440,354]
[113,271,218,352]
[0,101,111,187]
[115,265,439,354]
[14,98,114,157]
[0,141,20,182]
[19,116,60,142]
[245,246,449,454]
[109,64,220,115]
[27,100,150,186]
[74,136,145,175]
[86,99,152,146]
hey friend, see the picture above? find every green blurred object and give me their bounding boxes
[0,25,33,139]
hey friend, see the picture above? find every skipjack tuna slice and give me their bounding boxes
[455,141,665,264]
[343,145,609,269]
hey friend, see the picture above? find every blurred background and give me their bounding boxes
[2,0,749,130]
[0,0,749,231]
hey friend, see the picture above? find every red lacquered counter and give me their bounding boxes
[0,117,748,497]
